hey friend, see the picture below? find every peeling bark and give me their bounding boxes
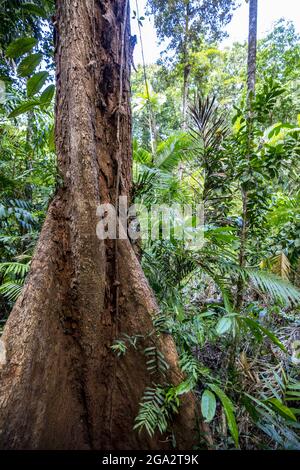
[0,0,196,450]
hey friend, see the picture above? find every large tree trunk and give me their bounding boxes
[0,0,197,450]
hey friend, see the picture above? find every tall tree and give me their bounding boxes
[236,0,258,308]
[0,0,196,449]
[246,0,258,96]
[147,0,238,128]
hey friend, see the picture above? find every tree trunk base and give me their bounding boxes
[0,193,197,450]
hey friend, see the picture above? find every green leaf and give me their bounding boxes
[247,269,300,305]
[216,316,232,336]
[174,379,195,396]
[0,281,23,301]
[17,53,42,77]
[244,393,275,415]
[6,37,37,59]
[40,84,55,104]
[208,383,239,448]
[27,71,49,97]
[21,3,47,17]
[222,289,233,313]
[48,125,55,152]
[258,323,287,352]
[288,383,300,391]
[201,390,216,423]
[267,398,297,422]
[9,100,38,118]
[242,317,286,352]
[0,261,30,277]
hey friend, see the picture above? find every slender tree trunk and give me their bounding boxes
[24,110,34,201]
[21,110,34,250]
[247,0,258,97]
[0,0,196,450]
[182,63,191,130]
[236,0,258,309]
[135,0,157,156]
[182,1,191,130]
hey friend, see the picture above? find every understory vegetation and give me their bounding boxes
[0,0,300,450]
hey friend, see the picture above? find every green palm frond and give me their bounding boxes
[132,134,193,204]
[247,269,300,305]
[260,253,291,280]
[133,138,152,164]
[194,253,300,307]
[189,95,229,157]
[0,280,24,301]
[155,132,191,171]
[0,261,30,278]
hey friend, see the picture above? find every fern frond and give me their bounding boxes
[144,346,169,377]
[179,352,209,382]
[134,385,169,437]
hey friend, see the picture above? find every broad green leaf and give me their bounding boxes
[174,379,195,396]
[201,390,216,423]
[267,398,297,422]
[240,317,263,342]
[216,316,232,335]
[6,37,37,59]
[17,53,42,77]
[9,100,38,118]
[40,84,55,104]
[27,71,49,97]
[199,310,217,318]
[48,125,55,152]
[21,3,47,17]
[208,383,239,448]
[221,289,233,313]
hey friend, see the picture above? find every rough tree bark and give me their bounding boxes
[0,0,197,450]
